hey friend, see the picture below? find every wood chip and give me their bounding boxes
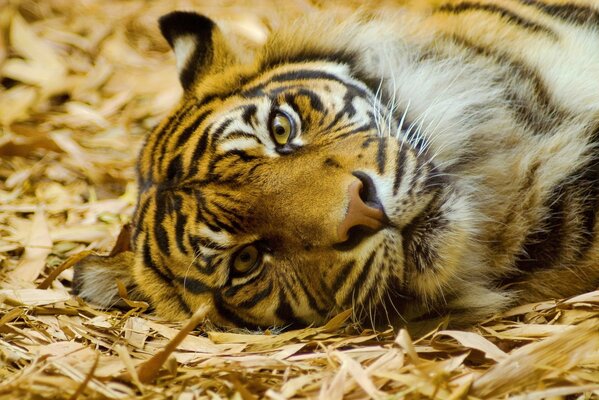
[8,208,52,283]
[0,288,70,306]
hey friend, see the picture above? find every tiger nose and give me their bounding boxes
[337,173,386,243]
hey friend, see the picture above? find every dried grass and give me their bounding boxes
[1,0,598,398]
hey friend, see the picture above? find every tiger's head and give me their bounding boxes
[74,10,492,329]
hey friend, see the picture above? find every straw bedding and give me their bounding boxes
[0,1,598,398]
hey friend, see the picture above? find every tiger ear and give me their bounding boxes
[159,11,235,91]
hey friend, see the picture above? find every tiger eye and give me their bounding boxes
[270,112,294,145]
[233,245,260,274]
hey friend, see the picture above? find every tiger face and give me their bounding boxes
[74,10,494,329]
[122,11,478,328]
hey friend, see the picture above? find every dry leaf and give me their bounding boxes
[434,330,507,362]
[472,320,599,398]
[3,14,66,96]
[123,317,150,349]
[0,288,70,306]
[8,208,52,282]
[0,86,37,125]
[1,2,598,399]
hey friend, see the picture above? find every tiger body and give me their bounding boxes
[74,0,599,329]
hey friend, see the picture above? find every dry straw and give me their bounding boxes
[1,0,598,398]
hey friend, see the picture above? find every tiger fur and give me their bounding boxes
[73,0,599,329]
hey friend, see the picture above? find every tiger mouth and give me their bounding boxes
[351,195,445,328]
[399,191,443,251]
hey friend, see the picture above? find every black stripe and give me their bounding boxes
[222,131,262,143]
[175,109,211,147]
[284,89,324,113]
[154,103,197,174]
[515,150,599,272]
[335,122,377,140]
[193,253,220,275]
[201,208,235,234]
[208,150,258,176]
[518,0,599,26]
[406,156,426,197]
[261,50,359,73]
[205,170,249,186]
[142,239,173,284]
[362,137,377,149]
[323,157,342,169]
[237,282,273,309]
[325,111,352,132]
[241,104,257,125]
[148,114,177,169]
[316,275,331,304]
[244,162,265,181]
[189,122,212,176]
[132,196,151,244]
[295,274,326,314]
[189,234,233,251]
[211,201,244,232]
[258,49,386,97]
[223,269,266,297]
[213,293,261,329]
[176,277,211,294]
[209,119,234,150]
[166,154,183,183]
[404,129,428,153]
[332,261,355,293]
[322,76,374,131]
[153,195,171,255]
[393,146,406,195]
[141,233,192,314]
[437,2,557,37]
[341,85,363,118]
[242,69,371,101]
[279,272,300,304]
[175,296,193,316]
[201,203,241,234]
[322,122,357,138]
[163,49,381,107]
[173,194,188,254]
[401,201,434,274]
[342,252,376,306]
[203,221,222,233]
[514,187,567,272]
[442,35,568,134]
[376,138,387,174]
[155,103,196,152]
[213,191,241,202]
[193,191,232,235]
[276,69,336,86]
[275,289,297,324]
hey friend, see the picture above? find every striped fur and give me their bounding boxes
[74,0,599,329]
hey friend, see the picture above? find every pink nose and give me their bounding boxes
[337,180,385,242]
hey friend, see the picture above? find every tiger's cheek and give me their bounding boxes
[132,258,191,320]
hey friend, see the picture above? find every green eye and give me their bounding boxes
[233,245,260,275]
[270,111,294,146]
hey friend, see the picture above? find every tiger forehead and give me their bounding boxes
[192,61,363,101]
[137,58,382,196]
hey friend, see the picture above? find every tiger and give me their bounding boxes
[73,0,599,330]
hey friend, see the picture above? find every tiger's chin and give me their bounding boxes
[360,181,513,331]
